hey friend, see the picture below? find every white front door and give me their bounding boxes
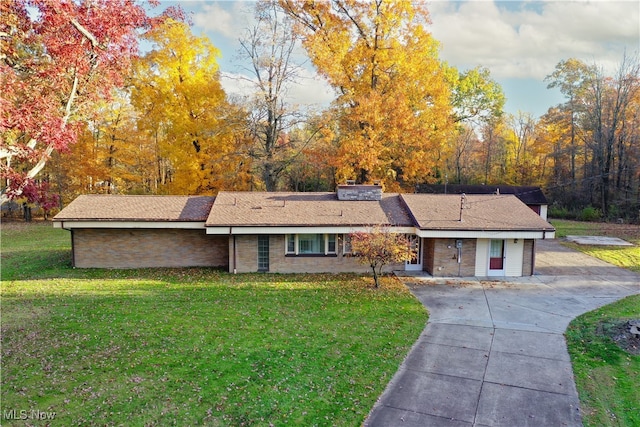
[488,239,505,276]
[405,235,423,271]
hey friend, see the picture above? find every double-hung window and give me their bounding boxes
[285,234,338,255]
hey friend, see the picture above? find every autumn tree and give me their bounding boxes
[444,66,505,184]
[239,0,313,191]
[131,18,251,195]
[349,227,415,288]
[280,0,455,189]
[582,55,640,217]
[545,58,595,192]
[543,56,640,219]
[450,66,505,126]
[49,93,158,203]
[0,0,170,205]
[504,112,537,184]
[474,117,510,185]
[281,112,338,191]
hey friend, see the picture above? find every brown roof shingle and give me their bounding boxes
[400,194,554,231]
[53,195,215,222]
[205,192,413,227]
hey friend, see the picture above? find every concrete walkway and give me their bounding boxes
[365,239,639,427]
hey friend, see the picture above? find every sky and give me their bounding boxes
[167,0,640,118]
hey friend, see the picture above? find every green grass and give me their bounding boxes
[553,220,640,424]
[1,221,73,280]
[566,295,640,427]
[550,219,640,273]
[1,221,428,426]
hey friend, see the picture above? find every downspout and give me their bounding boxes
[231,227,237,274]
[531,239,536,276]
[70,227,76,268]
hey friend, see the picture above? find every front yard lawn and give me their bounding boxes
[566,295,640,427]
[550,219,640,273]
[1,222,427,425]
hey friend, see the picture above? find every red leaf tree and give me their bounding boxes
[0,0,178,205]
[349,226,416,288]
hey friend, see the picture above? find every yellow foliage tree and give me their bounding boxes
[131,19,251,195]
[280,0,455,189]
[48,93,158,203]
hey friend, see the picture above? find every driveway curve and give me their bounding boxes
[365,239,639,427]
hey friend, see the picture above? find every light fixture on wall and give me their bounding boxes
[514,239,518,244]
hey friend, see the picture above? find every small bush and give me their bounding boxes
[548,206,574,220]
[579,206,601,222]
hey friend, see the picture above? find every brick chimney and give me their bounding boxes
[336,182,382,201]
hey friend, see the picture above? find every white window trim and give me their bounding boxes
[285,233,338,255]
[343,233,353,255]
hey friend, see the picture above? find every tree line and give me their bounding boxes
[2,0,639,222]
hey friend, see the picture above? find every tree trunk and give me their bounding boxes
[371,264,380,288]
[23,203,32,222]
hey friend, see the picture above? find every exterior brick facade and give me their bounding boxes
[230,234,402,274]
[72,228,228,269]
[423,238,477,277]
[522,239,535,276]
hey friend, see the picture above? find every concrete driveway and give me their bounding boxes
[365,239,639,427]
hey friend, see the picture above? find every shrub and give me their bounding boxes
[549,205,573,220]
[579,206,601,222]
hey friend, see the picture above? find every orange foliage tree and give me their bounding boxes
[349,227,415,288]
[131,18,252,195]
[280,0,455,189]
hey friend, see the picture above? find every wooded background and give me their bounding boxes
[2,0,639,222]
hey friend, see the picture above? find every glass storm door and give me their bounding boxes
[488,239,505,275]
[405,235,423,271]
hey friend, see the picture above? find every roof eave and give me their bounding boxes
[52,220,206,229]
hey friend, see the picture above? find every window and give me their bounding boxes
[299,234,324,254]
[286,234,295,254]
[258,235,269,271]
[327,234,336,253]
[343,234,353,255]
[285,234,338,255]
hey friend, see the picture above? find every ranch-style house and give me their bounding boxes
[53,184,555,277]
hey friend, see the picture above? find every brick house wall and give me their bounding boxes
[230,234,403,274]
[423,238,477,277]
[231,235,258,273]
[72,228,228,268]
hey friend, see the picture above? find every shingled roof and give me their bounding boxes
[415,184,548,205]
[206,191,413,227]
[400,194,554,231]
[53,195,215,222]
[54,191,554,233]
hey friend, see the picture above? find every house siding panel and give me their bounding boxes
[73,228,228,269]
[505,239,524,276]
[539,205,548,220]
[475,239,489,276]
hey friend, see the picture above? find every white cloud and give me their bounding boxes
[220,69,336,110]
[192,2,253,40]
[286,68,337,109]
[429,0,640,79]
